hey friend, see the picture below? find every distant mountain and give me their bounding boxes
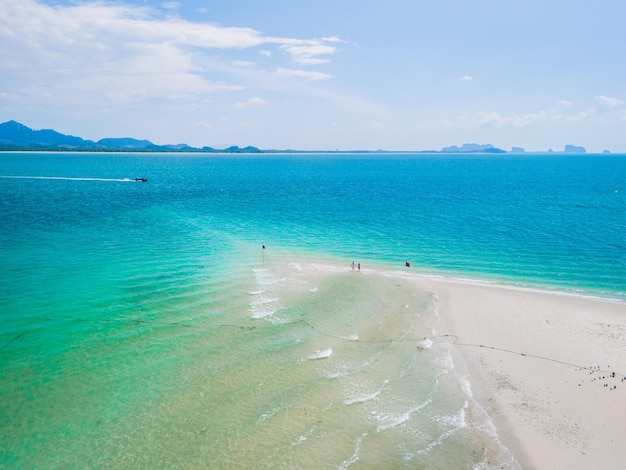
[0,120,97,149]
[0,120,247,152]
[440,143,505,153]
[223,145,261,153]
[563,145,586,154]
[96,137,154,150]
[0,120,266,152]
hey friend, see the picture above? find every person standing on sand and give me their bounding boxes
[358,263,361,271]
[351,261,356,271]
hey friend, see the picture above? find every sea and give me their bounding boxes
[1,151,624,469]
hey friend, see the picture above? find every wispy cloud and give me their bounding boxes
[0,0,342,107]
[553,100,572,110]
[161,2,181,10]
[194,120,213,129]
[458,75,473,81]
[475,111,545,127]
[234,97,269,108]
[596,95,624,109]
[274,68,333,81]
[466,99,608,128]
[280,40,338,65]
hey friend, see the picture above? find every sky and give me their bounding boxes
[1,0,625,152]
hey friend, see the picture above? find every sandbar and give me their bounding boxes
[420,277,626,469]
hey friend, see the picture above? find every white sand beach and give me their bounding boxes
[422,277,626,469]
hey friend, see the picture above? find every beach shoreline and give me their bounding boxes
[416,275,626,469]
[300,256,626,468]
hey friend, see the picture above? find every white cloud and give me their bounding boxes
[557,108,596,122]
[232,60,255,67]
[234,97,269,108]
[482,110,549,127]
[161,2,181,10]
[194,120,213,129]
[473,102,597,129]
[0,0,341,107]
[596,95,624,109]
[459,75,473,81]
[260,50,272,58]
[280,39,338,65]
[553,100,572,110]
[274,68,333,81]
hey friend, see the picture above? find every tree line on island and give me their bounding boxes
[0,120,591,154]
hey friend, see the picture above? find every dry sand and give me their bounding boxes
[421,277,626,469]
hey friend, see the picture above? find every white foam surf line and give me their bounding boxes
[374,399,432,432]
[338,433,367,469]
[0,175,134,182]
[343,379,389,405]
[305,348,333,360]
[378,268,626,305]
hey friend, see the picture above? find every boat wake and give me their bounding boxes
[0,176,135,182]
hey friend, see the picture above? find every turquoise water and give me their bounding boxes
[3,152,624,296]
[1,152,624,468]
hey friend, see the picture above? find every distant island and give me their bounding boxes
[0,120,596,154]
[440,143,504,153]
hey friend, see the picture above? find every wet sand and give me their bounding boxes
[422,277,626,469]
[263,255,626,468]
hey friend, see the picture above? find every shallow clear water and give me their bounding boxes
[1,152,624,468]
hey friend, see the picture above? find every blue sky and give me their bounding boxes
[1,0,625,151]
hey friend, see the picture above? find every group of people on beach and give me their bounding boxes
[351,260,411,270]
[263,244,408,274]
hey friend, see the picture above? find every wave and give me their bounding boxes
[343,379,389,405]
[338,433,367,469]
[374,399,432,432]
[307,348,333,360]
